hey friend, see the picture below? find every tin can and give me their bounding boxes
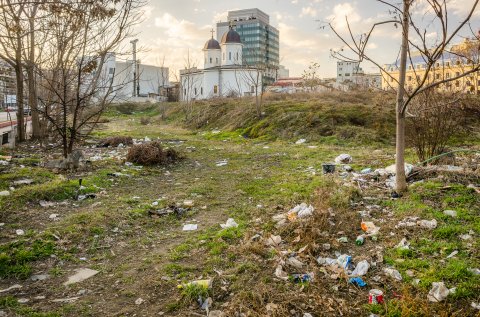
[369,289,384,304]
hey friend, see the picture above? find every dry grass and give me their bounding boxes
[99,136,133,147]
[126,141,181,166]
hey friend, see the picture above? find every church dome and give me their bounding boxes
[221,27,241,44]
[204,38,221,50]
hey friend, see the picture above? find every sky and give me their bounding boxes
[132,0,479,78]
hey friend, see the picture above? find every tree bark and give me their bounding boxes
[395,0,410,193]
[14,63,25,142]
[28,14,41,139]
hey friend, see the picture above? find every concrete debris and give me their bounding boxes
[335,153,352,164]
[0,284,22,293]
[64,268,99,286]
[295,138,306,144]
[384,268,402,281]
[182,224,198,231]
[443,210,457,217]
[427,282,450,302]
[220,218,238,229]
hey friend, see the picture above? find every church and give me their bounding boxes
[179,26,263,101]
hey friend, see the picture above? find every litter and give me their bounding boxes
[335,154,352,164]
[446,250,458,259]
[51,297,79,303]
[350,260,369,276]
[472,302,480,310]
[274,265,289,280]
[427,282,450,302]
[15,229,25,236]
[31,274,49,281]
[149,205,188,218]
[182,224,197,231]
[443,210,457,217]
[290,273,313,283]
[265,235,282,246]
[183,200,194,207]
[384,163,414,176]
[349,277,367,287]
[287,203,314,221]
[286,257,304,269]
[384,267,402,281]
[13,179,33,185]
[39,201,55,208]
[49,214,58,220]
[361,168,372,174]
[355,235,365,245]
[459,234,472,240]
[135,298,144,305]
[0,191,10,196]
[220,218,239,229]
[337,236,348,243]
[369,289,384,304]
[64,268,99,286]
[396,238,410,250]
[178,279,212,289]
[77,194,96,201]
[295,139,306,144]
[361,221,380,235]
[216,160,228,167]
[322,163,336,174]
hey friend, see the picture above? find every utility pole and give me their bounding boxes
[130,39,138,97]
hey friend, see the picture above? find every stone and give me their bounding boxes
[64,268,99,286]
[15,229,25,236]
[135,297,144,305]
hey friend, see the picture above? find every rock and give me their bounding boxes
[183,200,194,207]
[295,139,306,144]
[17,298,29,304]
[0,284,22,293]
[0,191,10,196]
[135,298,144,305]
[443,210,457,217]
[39,201,55,208]
[31,274,49,281]
[417,219,437,229]
[15,229,25,236]
[13,179,33,186]
[51,297,79,303]
[64,268,99,286]
[182,224,197,231]
[427,282,450,302]
[49,214,58,220]
[335,153,352,164]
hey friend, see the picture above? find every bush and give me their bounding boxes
[99,136,133,147]
[126,141,181,165]
[140,117,150,125]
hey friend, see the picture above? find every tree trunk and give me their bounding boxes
[15,64,25,142]
[28,15,41,139]
[395,0,410,193]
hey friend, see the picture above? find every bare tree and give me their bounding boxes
[34,0,144,158]
[328,0,480,193]
[302,62,321,91]
[0,0,27,142]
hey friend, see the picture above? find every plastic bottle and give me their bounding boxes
[356,235,365,245]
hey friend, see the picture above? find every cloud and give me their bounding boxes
[300,6,318,18]
[327,3,361,30]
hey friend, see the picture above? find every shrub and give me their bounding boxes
[126,141,181,165]
[140,117,150,125]
[99,136,133,147]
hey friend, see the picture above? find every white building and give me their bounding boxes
[336,61,381,90]
[180,27,262,101]
[91,53,169,102]
[278,65,289,79]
